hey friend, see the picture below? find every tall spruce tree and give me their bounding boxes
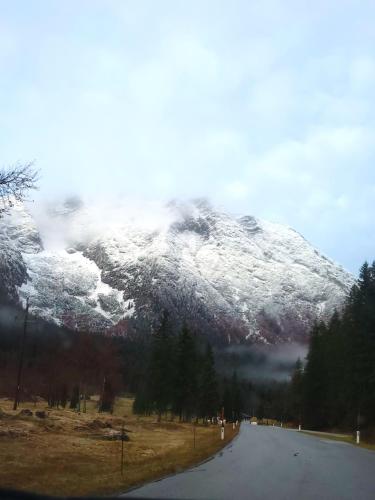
[99,378,115,413]
[149,311,175,420]
[198,343,219,421]
[173,324,198,421]
[352,262,375,424]
[301,260,375,431]
[222,372,243,421]
[70,385,80,410]
[303,322,329,429]
[289,358,304,425]
[231,371,243,421]
[133,384,153,415]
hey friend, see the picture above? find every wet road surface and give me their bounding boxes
[123,424,375,499]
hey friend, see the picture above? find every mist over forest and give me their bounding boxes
[216,343,307,382]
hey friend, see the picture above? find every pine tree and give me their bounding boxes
[198,343,219,421]
[222,381,233,421]
[231,371,243,421]
[301,260,375,430]
[222,372,243,421]
[289,358,303,425]
[60,384,68,408]
[133,386,153,415]
[173,324,198,421]
[353,261,375,424]
[149,311,175,420]
[99,378,115,413]
[303,322,329,429]
[70,385,79,410]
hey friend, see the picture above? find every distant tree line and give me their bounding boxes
[288,262,375,433]
[0,305,125,412]
[0,305,245,420]
[133,312,244,422]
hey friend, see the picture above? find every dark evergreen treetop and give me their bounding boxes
[296,261,375,430]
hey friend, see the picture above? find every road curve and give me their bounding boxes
[123,424,375,500]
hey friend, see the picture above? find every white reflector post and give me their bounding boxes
[221,427,225,440]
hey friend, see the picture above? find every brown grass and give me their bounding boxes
[300,430,375,451]
[0,397,238,496]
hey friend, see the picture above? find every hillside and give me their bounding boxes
[0,198,354,343]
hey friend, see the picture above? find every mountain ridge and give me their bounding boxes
[0,198,355,344]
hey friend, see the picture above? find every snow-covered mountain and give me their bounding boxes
[0,198,355,343]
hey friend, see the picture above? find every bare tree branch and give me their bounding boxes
[0,162,39,215]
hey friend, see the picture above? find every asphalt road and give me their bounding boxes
[123,424,375,500]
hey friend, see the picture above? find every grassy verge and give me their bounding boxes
[0,397,238,496]
[300,430,375,451]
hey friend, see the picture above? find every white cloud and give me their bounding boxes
[225,181,249,199]
[350,57,375,91]
[1,0,375,272]
[247,70,297,125]
[249,126,372,183]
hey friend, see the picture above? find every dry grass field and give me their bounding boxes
[300,429,375,451]
[0,396,239,496]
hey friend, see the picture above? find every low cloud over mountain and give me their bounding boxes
[0,198,354,344]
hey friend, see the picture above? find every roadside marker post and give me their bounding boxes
[220,406,225,440]
[298,424,301,431]
[356,431,360,444]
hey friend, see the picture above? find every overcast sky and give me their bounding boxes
[1,0,374,273]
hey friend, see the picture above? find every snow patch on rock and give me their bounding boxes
[1,199,355,342]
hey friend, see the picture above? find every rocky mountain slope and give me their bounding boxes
[0,198,355,343]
